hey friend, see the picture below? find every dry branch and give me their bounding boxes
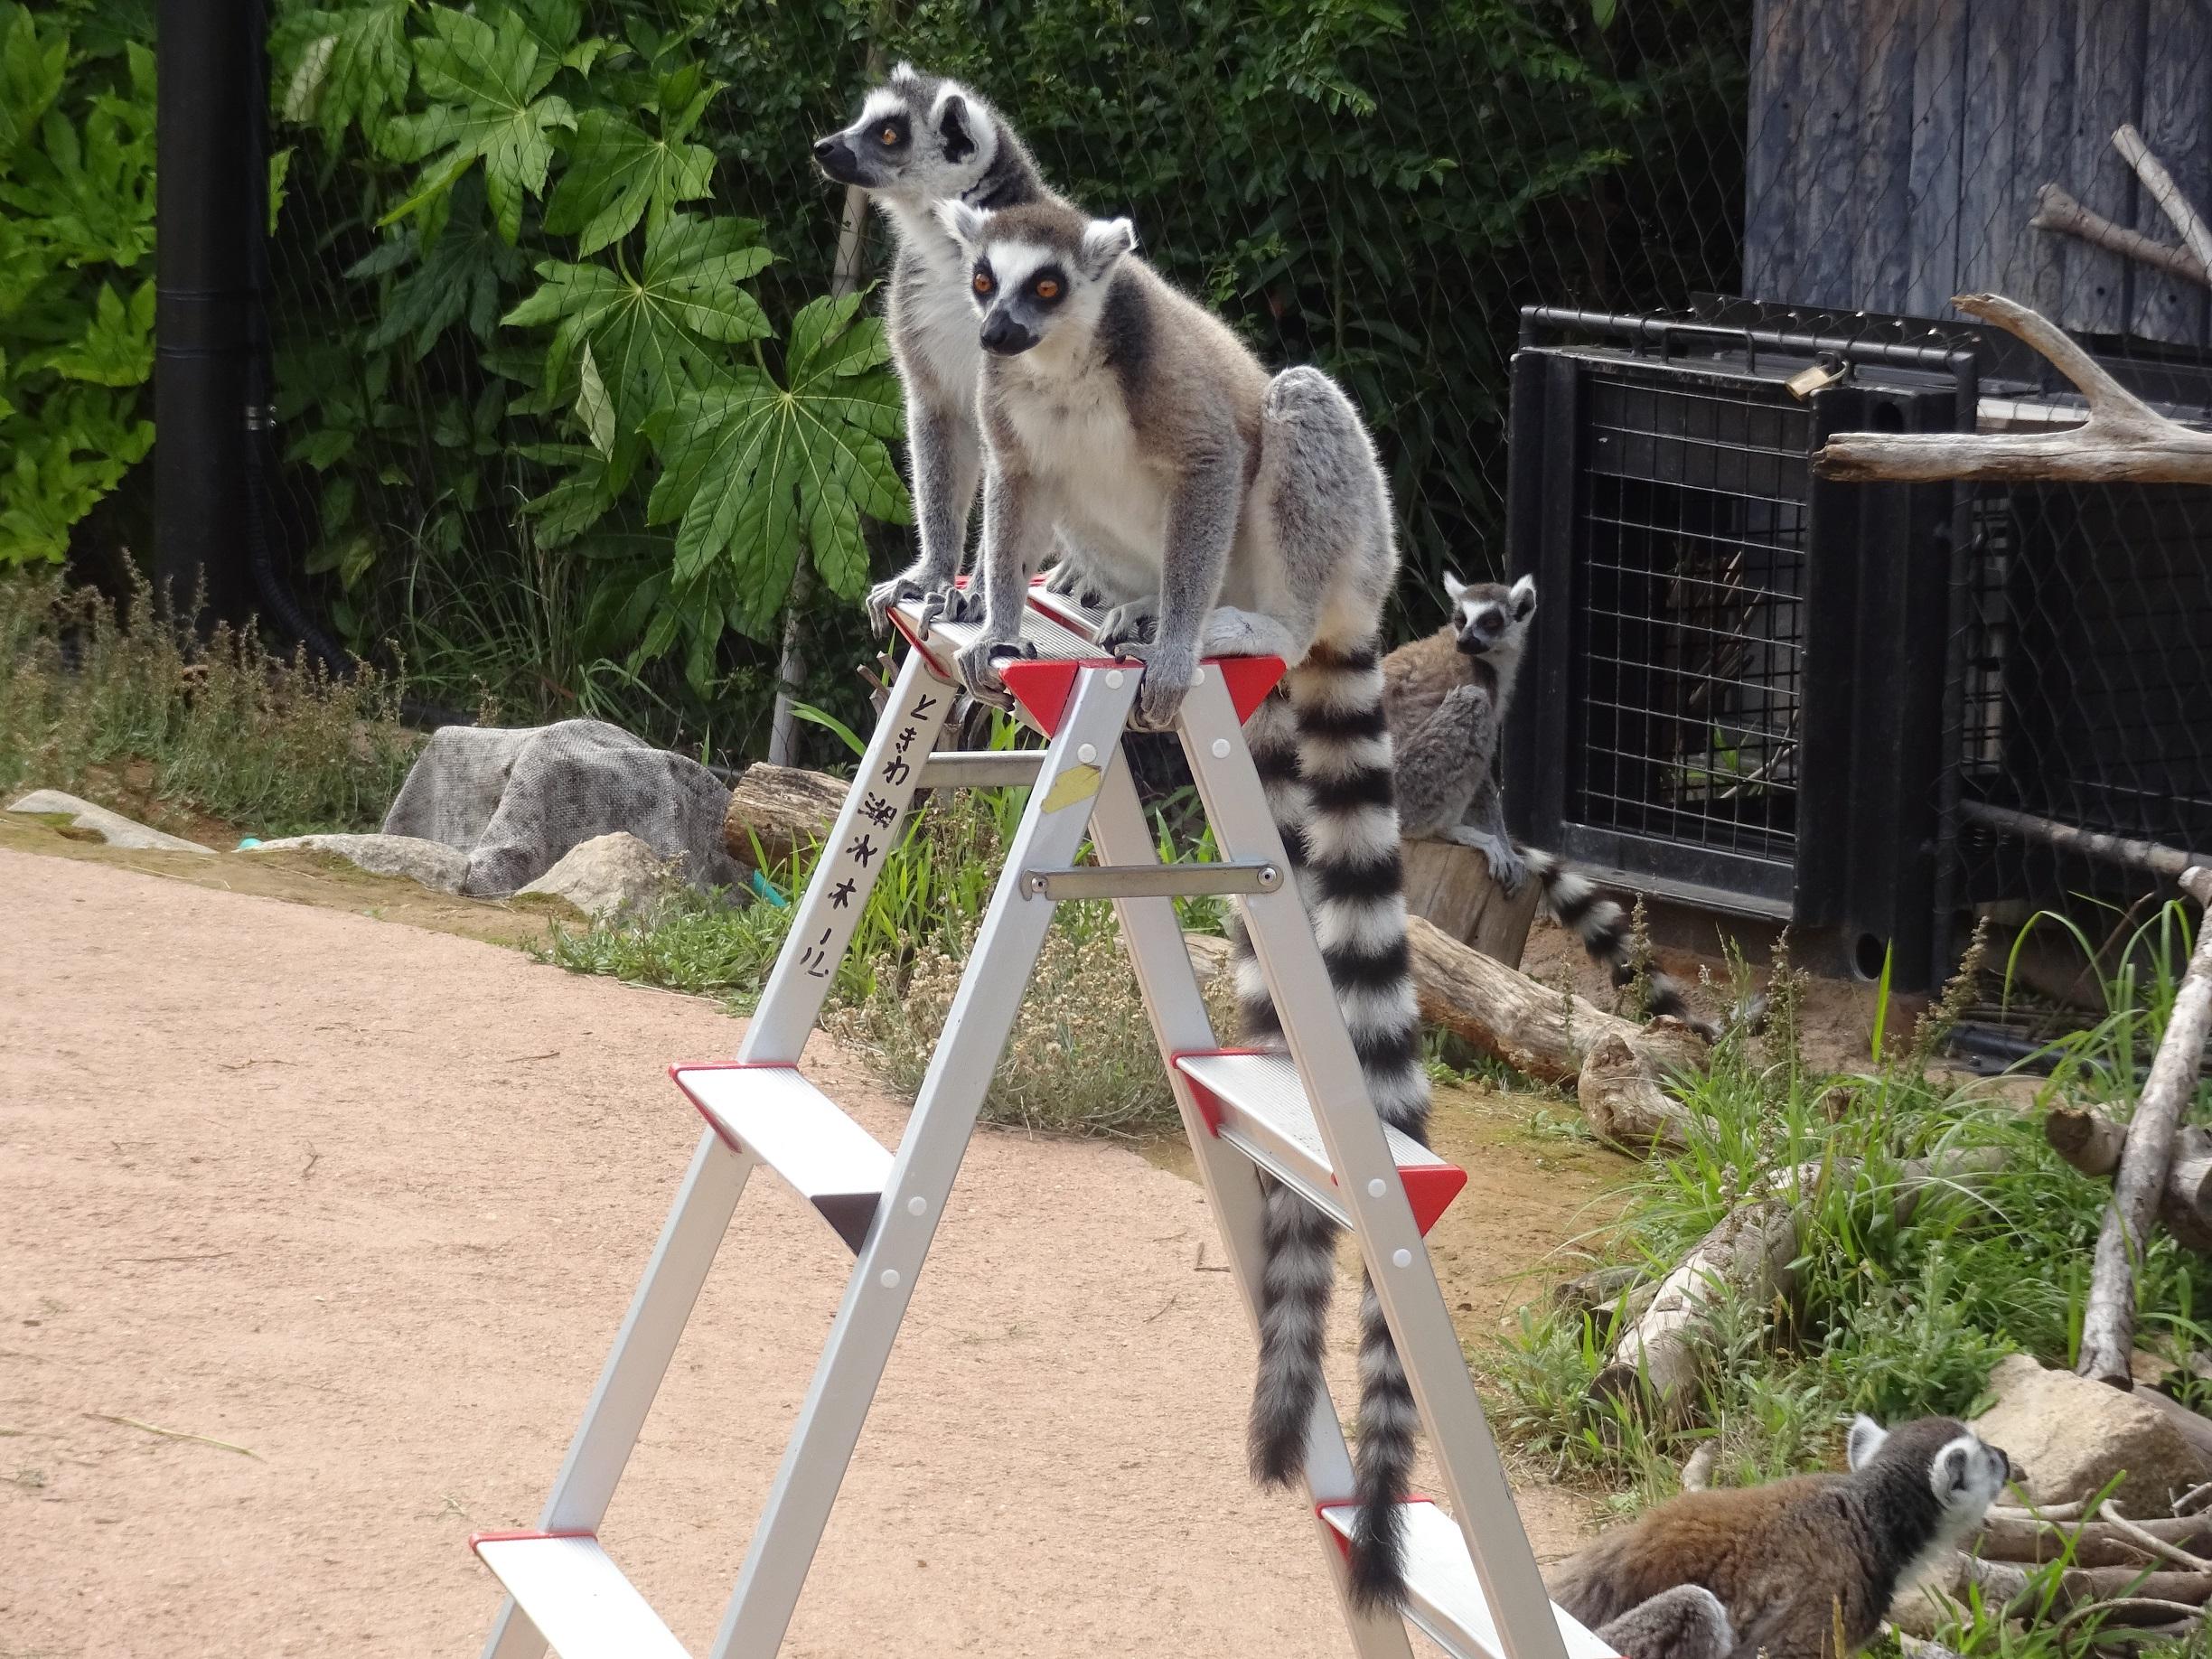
[2114,124,2212,277]
[2081,867,2212,1387]
[1979,1512,2212,1568]
[2047,1108,2212,1256]
[2032,183,2210,289]
[1404,914,1706,1088]
[1812,295,2212,485]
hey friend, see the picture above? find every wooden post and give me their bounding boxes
[2079,867,2212,1387]
[1399,839,1542,965]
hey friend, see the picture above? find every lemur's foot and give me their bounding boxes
[1098,598,1159,657]
[864,572,931,637]
[914,581,983,638]
[1108,638,1201,731]
[952,635,1037,710]
[1441,823,1528,895]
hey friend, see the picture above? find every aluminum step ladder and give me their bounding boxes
[472,581,1613,1659]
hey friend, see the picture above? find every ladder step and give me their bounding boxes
[1172,1051,1467,1234]
[670,1064,893,1252]
[1315,1504,1614,1659]
[471,1532,690,1659]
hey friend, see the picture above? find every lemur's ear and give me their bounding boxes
[1080,216,1138,276]
[936,199,989,250]
[1441,570,1467,603]
[1508,574,1538,620]
[1847,1414,1889,1471]
[937,93,975,164]
[889,60,919,85]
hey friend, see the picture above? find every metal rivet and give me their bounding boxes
[1392,1249,1412,1269]
[1193,666,1207,683]
[880,1269,901,1289]
[1106,670,1124,689]
[1211,738,1231,758]
[1367,1178,1386,1198]
[906,1196,926,1216]
[1077,743,1097,764]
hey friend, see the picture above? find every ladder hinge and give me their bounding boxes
[1020,862,1282,901]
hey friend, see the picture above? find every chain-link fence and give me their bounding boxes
[42,0,2205,1007]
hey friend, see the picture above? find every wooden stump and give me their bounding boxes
[1401,838,1542,966]
[722,764,847,870]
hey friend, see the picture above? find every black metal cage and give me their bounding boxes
[1504,305,1977,988]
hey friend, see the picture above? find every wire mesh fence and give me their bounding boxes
[14,0,2212,1003]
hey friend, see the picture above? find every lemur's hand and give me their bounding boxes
[1097,597,1159,657]
[864,566,938,637]
[1111,638,1201,731]
[915,582,983,639]
[952,635,1036,710]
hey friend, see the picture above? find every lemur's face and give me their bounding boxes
[1847,1414,2016,1521]
[1441,572,1536,657]
[812,64,990,201]
[939,202,1136,359]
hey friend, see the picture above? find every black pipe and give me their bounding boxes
[155,0,261,623]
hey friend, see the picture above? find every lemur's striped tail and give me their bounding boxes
[1520,848,1720,1042]
[1235,636,1426,1611]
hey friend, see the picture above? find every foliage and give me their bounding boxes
[265,0,905,753]
[0,567,418,833]
[0,1,156,566]
[1488,941,2212,1522]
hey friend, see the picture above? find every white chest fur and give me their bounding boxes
[998,356,1167,567]
[884,202,985,406]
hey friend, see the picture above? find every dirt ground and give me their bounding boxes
[2,842,1617,1658]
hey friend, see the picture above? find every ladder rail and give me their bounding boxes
[1173,674,1570,1659]
[1086,764,1415,1659]
[481,648,957,1659]
[708,667,1145,1659]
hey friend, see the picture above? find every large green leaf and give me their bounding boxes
[542,107,716,256]
[645,294,906,639]
[0,5,67,176]
[43,278,153,385]
[378,6,575,242]
[501,211,772,427]
[350,171,524,358]
[282,0,409,142]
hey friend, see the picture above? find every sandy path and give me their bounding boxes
[0,847,1596,1657]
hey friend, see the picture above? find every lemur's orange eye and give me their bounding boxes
[879,125,899,145]
[972,270,994,295]
[1035,277,1060,300]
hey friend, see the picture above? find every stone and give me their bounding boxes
[516,832,676,921]
[243,833,469,895]
[5,791,213,854]
[380,718,742,898]
[1969,1352,2212,1510]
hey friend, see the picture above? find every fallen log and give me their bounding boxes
[722,764,848,869]
[1954,1554,2212,1617]
[1813,295,2212,486]
[1594,1151,2003,1418]
[1405,913,1707,1089]
[2047,1107,2212,1255]
[1979,1512,2212,1568]
[2081,866,2212,1387]
[1578,1030,1720,1154]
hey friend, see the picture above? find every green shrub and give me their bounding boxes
[0,1,157,566]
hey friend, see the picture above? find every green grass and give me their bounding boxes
[1,567,419,834]
[1490,921,2212,1545]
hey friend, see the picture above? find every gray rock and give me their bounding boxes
[1970,1352,2212,1509]
[516,832,676,921]
[5,790,213,854]
[243,833,470,895]
[380,719,741,898]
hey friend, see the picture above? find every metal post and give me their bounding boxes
[155,0,262,621]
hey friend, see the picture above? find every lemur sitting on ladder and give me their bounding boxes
[1385,571,1723,1040]
[937,195,1430,1610]
[810,64,1134,637]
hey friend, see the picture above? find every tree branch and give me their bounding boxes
[2114,123,2212,278]
[2032,182,2210,289]
[1812,295,2212,485]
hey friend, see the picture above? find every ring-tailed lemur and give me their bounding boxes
[1386,571,1722,1039]
[937,196,1428,1609]
[811,64,1127,635]
[1550,1415,2013,1659]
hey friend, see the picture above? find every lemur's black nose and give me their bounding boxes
[812,137,837,160]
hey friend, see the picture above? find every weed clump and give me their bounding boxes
[1,568,417,833]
